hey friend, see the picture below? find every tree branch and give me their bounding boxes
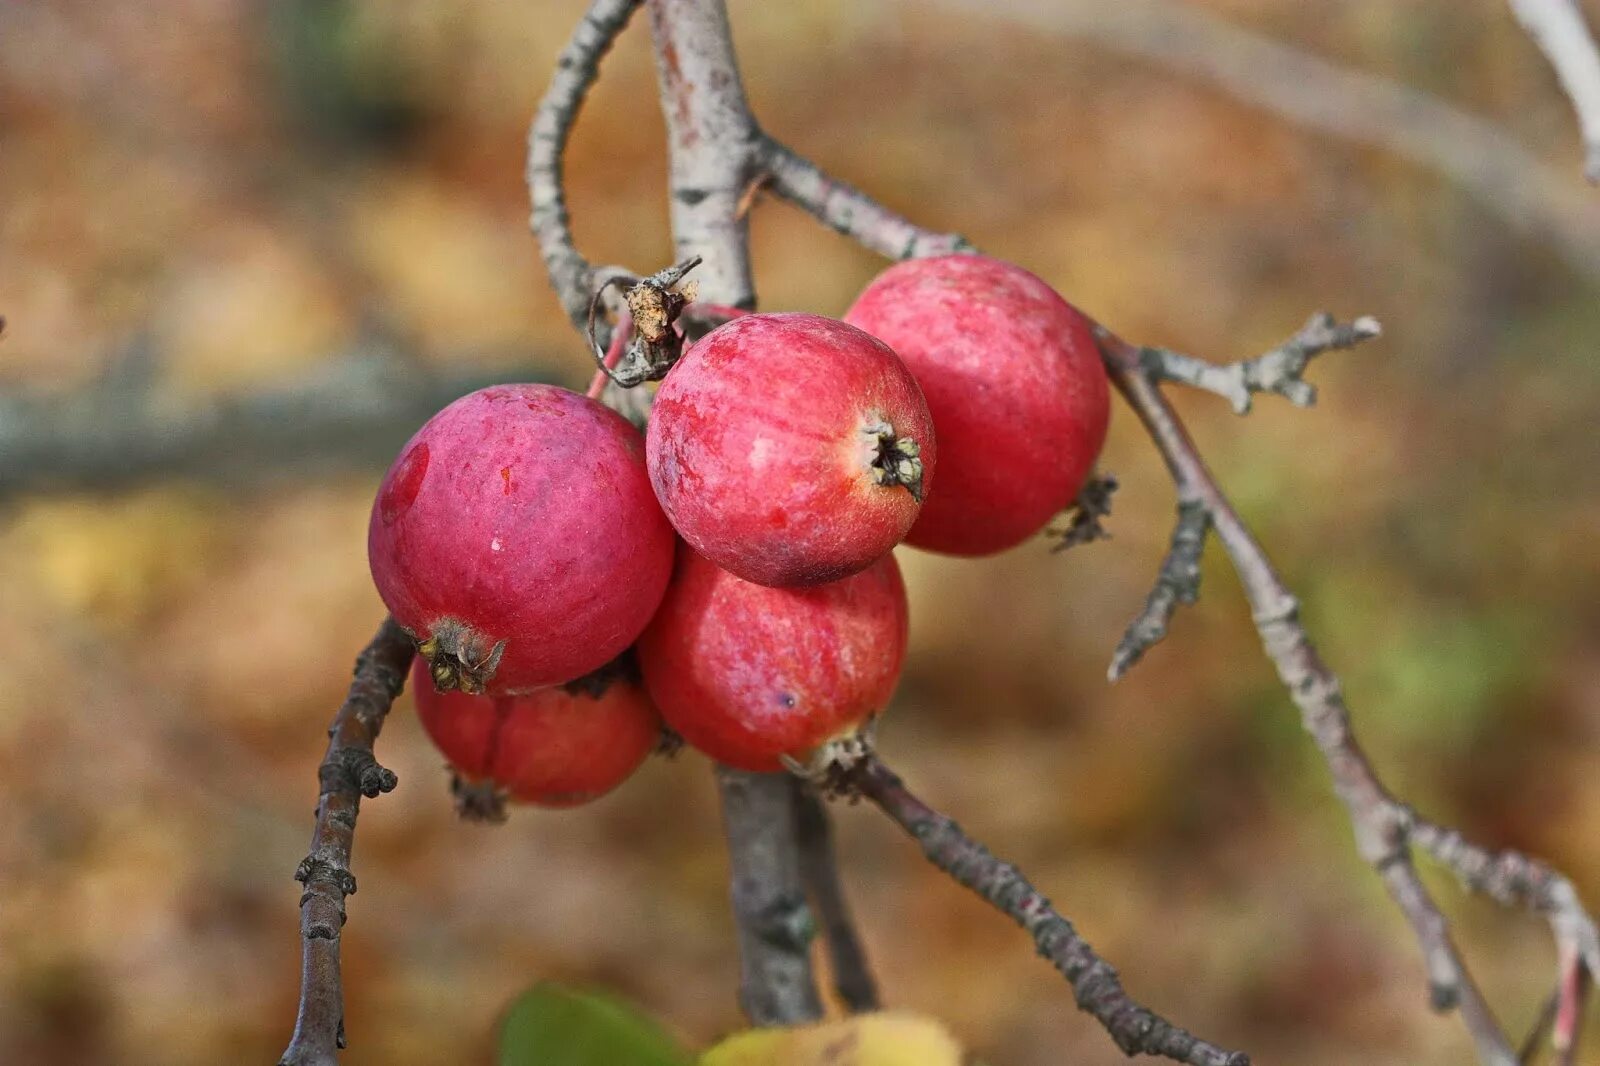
[1136,313,1382,415]
[745,124,1596,1066]
[755,136,973,261]
[1108,496,1209,682]
[1100,332,1525,1065]
[527,0,647,333]
[1508,0,1600,183]
[794,784,880,1013]
[932,0,1600,281]
[0,346,541,499]
[648,0,758,310]
[280,618,413,1066]
[850,756,1247,1066]
[715,768,823,1025]
[644,0,821,1022]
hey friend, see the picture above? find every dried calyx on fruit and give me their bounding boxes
[586,257,703,388]
[413,653,662,820]
[845,254,1111,557]
[646,312,936,588]
[638,548,909,775]
[368,383,675,695]
[862,415,925,501]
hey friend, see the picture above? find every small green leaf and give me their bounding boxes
[498,982,692,1066]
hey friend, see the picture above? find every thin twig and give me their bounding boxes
[851,756,1248,1065]
[1508,0,1600,182]
[1136,313,1382,414]
[931,0,1600,281]
[1108,495,1210,681]
[526,0,646,333]
[749,128,1595,1066]
[280,618,414,1066]
[756,136,973,260]
[794,784,880,1013]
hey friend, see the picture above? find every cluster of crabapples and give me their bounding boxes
[367,254,1110,813]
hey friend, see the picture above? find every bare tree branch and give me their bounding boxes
[1108,496,1209,682]
[280,618,413,1066]
[850,756,1248,1065]
[715,768,823,1025]
[527,0,647,333]
[746,118,1595,1066]
[756,137,973,261]
[1100,331,1525,1066]
[1137,313,1382,415]
[644,0,821,1022]
[794,785,880,1013]
[1509,0,1600,182]
[648,0,758,311]
[932,0,1600,281]
[0,346,539,499]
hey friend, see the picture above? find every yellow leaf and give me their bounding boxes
[700,1011,965,1066]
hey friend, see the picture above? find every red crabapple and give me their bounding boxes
[637,548,908,774]
[646,312,935,588]
[369,383,675,695]
[845,254,1110,556]
[411,656,660,814]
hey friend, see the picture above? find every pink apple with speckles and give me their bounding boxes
[637,547,908,773]
[368,384,675,695]
[845,254,1110,557]
[646,312,935,588]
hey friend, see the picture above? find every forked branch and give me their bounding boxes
[1136,313,1381,414]
[755,132,1597,1065]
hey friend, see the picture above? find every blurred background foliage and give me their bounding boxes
[2,1,1599,1063]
